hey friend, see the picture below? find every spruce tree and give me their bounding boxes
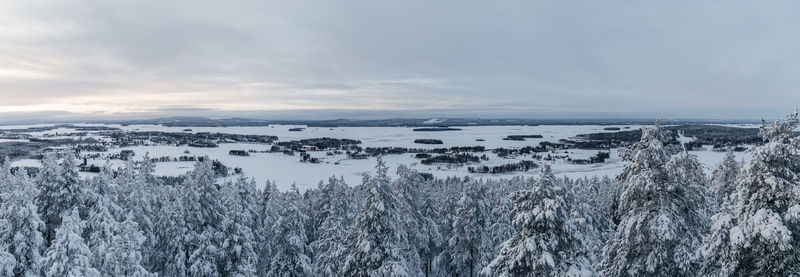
[268,184,312,276]
[709,149,740,210]
[0,219,16,276]
[483,164,592,276]
[311,176,351,276]
[219,184,258,277]
[701,111,800,276]
[442,180,491,277]
[42,209,100,277]
[599,121,710,277]
[37,153,84,245]
[342,157,412,276]
[0,171,45,277]
[101,214,153,277]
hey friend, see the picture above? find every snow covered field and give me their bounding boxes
[3,123,751,191]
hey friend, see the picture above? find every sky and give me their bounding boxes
[1,0,799,122]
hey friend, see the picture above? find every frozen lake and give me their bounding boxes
[3,123,751,191]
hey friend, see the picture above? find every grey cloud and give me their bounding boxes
[0,0,798,120]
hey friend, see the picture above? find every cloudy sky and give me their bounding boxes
[1,0,799,121]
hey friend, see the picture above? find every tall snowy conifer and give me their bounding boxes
[0,219,16,276]
[268,184,312,276]
[311,176,351,276]
[342,157,413,276]
[0,170,45,277]
[219,180,258,277]
[101,214,153,277]
[42,209,99,277]
[483,164,593,276]
[440,179,491,277]
[599,121,710,276]
[37,153,84,245]
[709,149,740,210]
[702,111,800,276]
[394,165,440,276]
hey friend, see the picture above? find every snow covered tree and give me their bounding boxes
[121,157,159,270]
[154,186,188,277]
[219,181,258,277]
[0,219,17,277]
[101,214,153,277]
[183,158,225,233]
[701,111,800,276]
[182,158,225,276]
[0,171,45,277]
[709,149,740,210]
[394,165,440,276]
[342,157,413,276]
[187,230,220,277]
[311,176,351,276]
[256,180,281,276]
[37,153,85,245]
[438,179,491,277]
[86,196,119,271]
[0,160,13,194]
[42,209,100,277]
[599,121,710,277]
[486,192,514,256]
[268,184,312,276]
[483,164,593,276]
[569,176,617,263]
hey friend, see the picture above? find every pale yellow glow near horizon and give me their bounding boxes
[0,90,406,115]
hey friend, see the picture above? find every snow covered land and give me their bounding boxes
[1,113,797,276]
[2,123,747,191]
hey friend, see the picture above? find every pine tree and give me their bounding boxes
[599,121,710,277]
[187,229,219,277]
[701,111,800,276]
[709,149,740,210]
[122,157,159,271]
[311,176,351,276]
[483,164,593,276]
[394,165,439,276]
[156,186,188,277]
[101,214,153,277]
[486,192,513,257]
[0,219,17,277]
[86,196,119,271]
[268,184,312,276]
[342,157,412,277]
[440,179,491,277]
[42,209,100,277]
[219,180,258,277]
[37,153,84,245]
[256,180,281,276]
[183,158,225,277]
[0,171,45,277]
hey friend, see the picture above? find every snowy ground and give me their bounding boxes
[3,123,752,191]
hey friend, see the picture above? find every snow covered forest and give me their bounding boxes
[0,112,798,277]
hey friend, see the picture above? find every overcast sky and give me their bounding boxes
[1,0,798,121]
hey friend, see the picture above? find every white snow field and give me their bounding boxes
[4,123,751,191]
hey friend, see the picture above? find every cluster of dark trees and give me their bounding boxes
[569,151,611,164]
[502,135,544,141]
[414,139,444,145]
[105,131,277,147]
[467,160,538,174]
[420,154,482,165]
[275,137,362,151]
